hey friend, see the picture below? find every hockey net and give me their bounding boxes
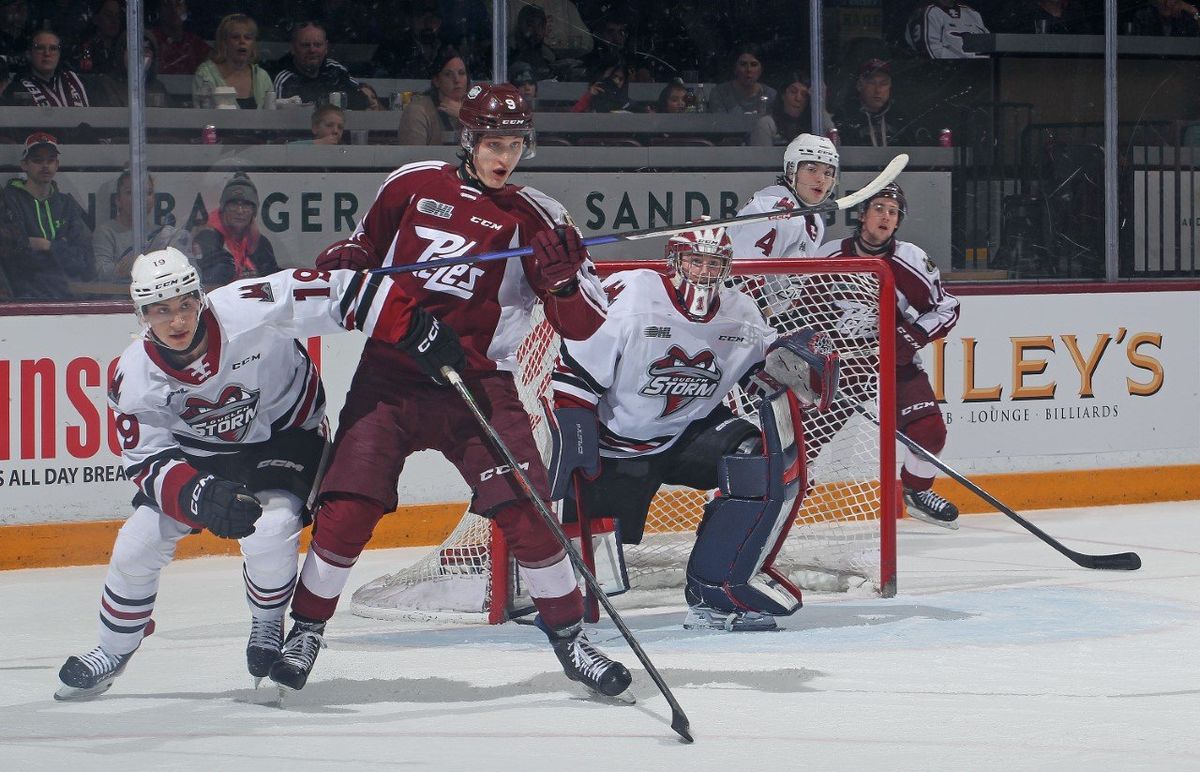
[351,258,897,623]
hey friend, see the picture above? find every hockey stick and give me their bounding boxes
[371,154,911,277]
[441,366,694,744]
[844,400,1141,570]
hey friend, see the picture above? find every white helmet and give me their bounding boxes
[782,133,839,202]
[130,247,204,323]
[665,219,733,320]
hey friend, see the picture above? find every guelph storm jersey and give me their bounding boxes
[109,268,412,523]
[553,270,777,458]
[727,184,826,260]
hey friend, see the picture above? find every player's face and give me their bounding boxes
[145,294,202,351]
[678,251,727,286]
[792,161,835,205]
[860,199,902,246]
[472,135,526,189]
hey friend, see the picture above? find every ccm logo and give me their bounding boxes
[480,461,530,481]
[718,335,745,342]
[900,401,936,416]
[257,459,305,472]
[470,216,503,231]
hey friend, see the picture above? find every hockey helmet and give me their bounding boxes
[665,218,733,319]
[860,181,908,225]
[459,83,537,160]
[782,133,839,202]
[130,246,205,324]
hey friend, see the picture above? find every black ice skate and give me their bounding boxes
[247,617,284,687]
[539,618,632,700]
[683,604,779,632]
[55,646,136,701]
[904,487,960,530]
[268,618,326,691]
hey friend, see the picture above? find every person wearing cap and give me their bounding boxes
[508,61,538,108]
[0,132,94,298]
[905,0,989,59]
[191,172,278,286]
[2,29,88,106]
[834,59,926,147]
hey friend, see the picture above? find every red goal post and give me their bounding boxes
[351,258,897,624]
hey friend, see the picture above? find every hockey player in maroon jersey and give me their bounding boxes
[55,248,422,700]
[269,83,631,699]
[814,183,962,527]
[549,222,840,631]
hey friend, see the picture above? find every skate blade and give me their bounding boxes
[578,685,636,705]
[906,509,960,530]
[54,680,114,701]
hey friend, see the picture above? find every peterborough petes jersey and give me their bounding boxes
[727,184,826,259]
[110,268,411,515]
[553,270,776,457]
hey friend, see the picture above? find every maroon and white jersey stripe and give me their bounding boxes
[552,269,776,458]
[13,70,90,106]
[110,268,411,523]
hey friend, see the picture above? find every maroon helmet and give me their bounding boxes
[860,182,908,224]
[459,83,536,159]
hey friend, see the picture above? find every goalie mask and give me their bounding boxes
[459,83,537,161]
[665,220,733,320]
[782,133,839,205]
[130,246,206,330]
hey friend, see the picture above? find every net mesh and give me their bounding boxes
[351,262,893,622]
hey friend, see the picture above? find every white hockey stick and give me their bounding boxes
[441,366,694,743]
[371,154,910,277]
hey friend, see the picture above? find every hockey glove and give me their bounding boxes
[316,237,375,271]
[396,306,467,384]
[530,225,587,295]
[762,328,841,412]
[181,475,261,539]
[895,319,929,368]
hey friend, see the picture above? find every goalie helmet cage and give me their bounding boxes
[351,258,897,624]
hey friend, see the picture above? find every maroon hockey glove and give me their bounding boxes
[316,238,375,271]
[396,306,467,384]
[530,225,586,294]
[895,320,929,367]
[180,475,261,539]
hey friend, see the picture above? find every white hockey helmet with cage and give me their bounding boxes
[782,133,839,201]
[665,218,733,319]
[130,246,205,323]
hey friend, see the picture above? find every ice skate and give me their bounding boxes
[247,617,284,688]
[683,603,779,632]
[268,618,326,692]
[904,487,960,530]
[539,618,632,701]
[55,646,136,701]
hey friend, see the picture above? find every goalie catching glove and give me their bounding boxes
[530,225,587,295]
[396,306,467,384]
[179,475,262,539]
[758,329,840,412]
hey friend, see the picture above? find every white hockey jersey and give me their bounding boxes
[727,184,827,260]
[109,268,412,523]
[552,269,777,458]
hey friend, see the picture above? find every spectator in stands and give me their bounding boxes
[290,104,346,145]
[273,20,368,109]
[71,0,125,76]
[359,81,383,110]
[707,45,776,115]
[1127,0,1200,35]
[750,72,835,147]
[151,0,210,75]
[509,4,558,81]
[995,0,1099,34]
[192,14,274,110]
[835,59,926,147]
[192,172,278,286]
[653,78,689,113]
[571,56,633,113]
[3,30,89,106]
[397,46,469,145]
[1,133,94,297]
[371,0,445,78]
[581,5,655,82]
[906,0,990,58]
[509,60,538,109]
[31,1,90,48]
[0,0,33,70]
[92,32,171,107]
[93,171,153,282]
[309,0,378,45]
[505,0,593,60]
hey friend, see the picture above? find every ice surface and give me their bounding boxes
[3,501,1198,770]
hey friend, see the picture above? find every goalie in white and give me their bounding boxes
[549,221,840,631]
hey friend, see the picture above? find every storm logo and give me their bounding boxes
[640,346,722,417]
[180,385,260,442]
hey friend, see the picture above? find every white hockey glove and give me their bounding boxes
[760,329,840,412]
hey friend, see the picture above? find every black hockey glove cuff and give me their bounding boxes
[396,306,467,384]
[180,474,261,539]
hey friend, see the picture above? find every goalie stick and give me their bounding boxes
[843,400,1141,571]
[441,366,695,744]
[371,154,911,277]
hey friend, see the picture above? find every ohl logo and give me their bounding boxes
[640,345,722,417]
[180,385,260,442]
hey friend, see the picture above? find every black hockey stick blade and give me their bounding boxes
[442,366,695,743]
[371,154,911,277]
